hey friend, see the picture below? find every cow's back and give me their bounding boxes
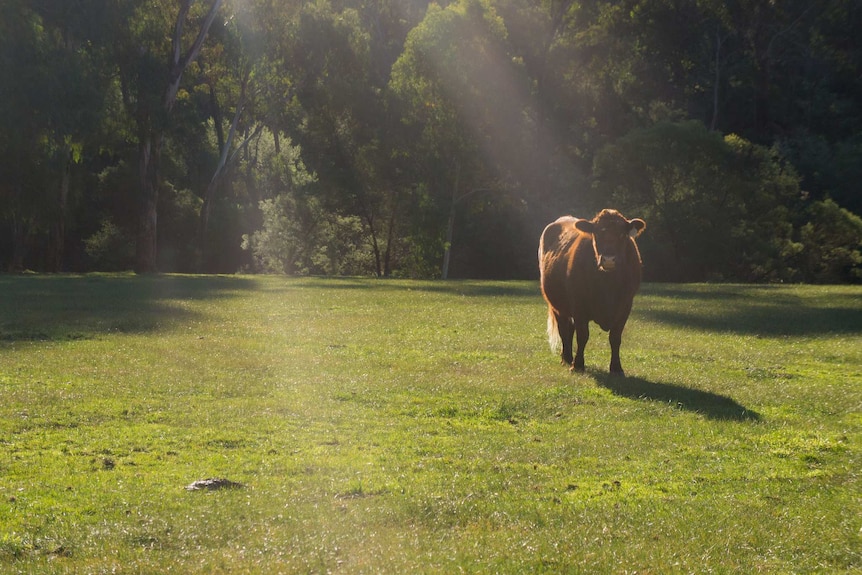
[539,217,582,316]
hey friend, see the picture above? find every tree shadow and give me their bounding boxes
[294,277,541,299]
[591,371,761,422]
[410,280,541,298]
[0,274,258,342]
[638,284,862,337]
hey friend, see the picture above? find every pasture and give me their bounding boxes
[0,274,859,573]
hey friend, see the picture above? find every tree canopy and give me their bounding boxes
[1,0,860,282]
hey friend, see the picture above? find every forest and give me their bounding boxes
[1,0,861,282]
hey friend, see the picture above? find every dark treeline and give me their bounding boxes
[1,0,861,282]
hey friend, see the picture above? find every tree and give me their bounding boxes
[1,0,861,280]
[797,199,862,284]
[593,121,801,281]
[111,0,225,273]
[390,0,532,277]
[0,0,107,271]
[0,2,46,270]
[193,0,303,272]
[284,0,426,277]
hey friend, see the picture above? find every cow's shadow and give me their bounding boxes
[591,372,761,422]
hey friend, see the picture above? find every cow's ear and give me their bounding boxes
[575,219,595,234]
[628,218,646,238]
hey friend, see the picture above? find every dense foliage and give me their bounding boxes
[1,0,860,281]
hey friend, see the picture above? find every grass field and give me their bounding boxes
[0,274,860,573]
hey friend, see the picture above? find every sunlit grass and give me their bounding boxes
[0,274,859,573]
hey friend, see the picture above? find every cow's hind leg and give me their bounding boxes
[556,313,575,367]
[573,319,589,372]
[608,327,625,376]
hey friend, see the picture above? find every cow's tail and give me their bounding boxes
[547,308,562,355]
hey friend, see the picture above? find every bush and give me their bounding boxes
[242,192,374,275]
[310,214,375,276]
[593,121,801,282]
[84,219,134,271]
[797,199,862,283]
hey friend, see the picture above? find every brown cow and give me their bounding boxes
[539,209,646,376]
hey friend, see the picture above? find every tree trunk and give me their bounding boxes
[368,214,383,277]
[209,84,225,151]
[198,72,258,271]
[133,0,224,274]
[199,102,240,271]
[382,189,401,278]
[136,133,161,274]
[9,208,28,273]
[48,148,72,272]
[753,47,770,137]
[354,185,383,277]
[198,179,217,271]
[710,26,722,132]
[441,160,461,280]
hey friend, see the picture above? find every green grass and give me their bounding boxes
[0,274,860,573]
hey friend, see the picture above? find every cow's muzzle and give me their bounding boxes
[598,255,616,271]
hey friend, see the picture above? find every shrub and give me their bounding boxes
[84,218,134,271]
[797,199,862,283]
[593,121,801,282]
[242,193,374,275]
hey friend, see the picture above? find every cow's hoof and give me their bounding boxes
[570,364,586,374]
[609,369,626,377]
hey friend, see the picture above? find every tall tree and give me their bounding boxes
[391,0,532,277]
[0,0,106,271]
[593,121,802,281]
[194,0,305,272]
[111,0,224,273]
[285,0,424,276]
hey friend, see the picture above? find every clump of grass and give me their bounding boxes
[0,275,859,572]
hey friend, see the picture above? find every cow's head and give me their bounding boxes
[575,209,646,272]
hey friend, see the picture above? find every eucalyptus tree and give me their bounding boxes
[592,121,802,282]
[194,0,301,271]
[390,0,534,277]
[282,0,427,277]
[491,1,581,201]
[0,0,108,271]
[0,2,45,270]
[106,0,224,273]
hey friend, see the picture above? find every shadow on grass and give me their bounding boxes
[592,372,761,422]
[639,284,862,337]
[412,280,540,298]
[0,274,257,342]
[308,277,541,298]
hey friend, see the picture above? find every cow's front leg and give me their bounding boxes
[572,319,589,372]
[608,327,625,376]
